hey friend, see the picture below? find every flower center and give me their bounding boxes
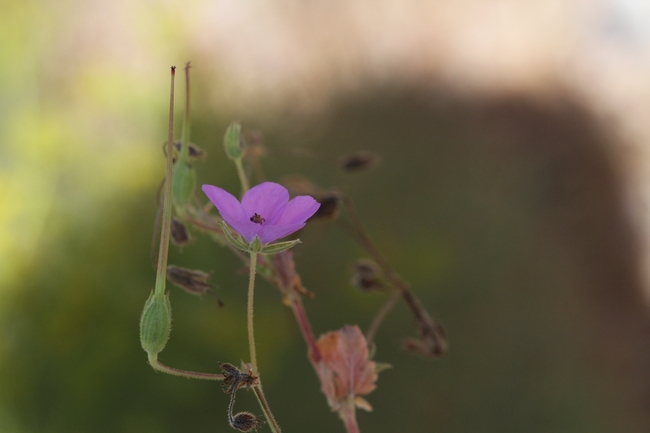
[250,213,265,225]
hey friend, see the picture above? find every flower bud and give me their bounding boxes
[139,291,172,357]
[172,161,195,214]
[224,121,243,160]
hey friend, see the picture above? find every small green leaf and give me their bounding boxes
[374,362,392,374]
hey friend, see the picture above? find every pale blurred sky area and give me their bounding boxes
[1,0,649,292]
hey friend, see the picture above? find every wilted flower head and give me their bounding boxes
[202,182,320,245]
[315,325,378,412]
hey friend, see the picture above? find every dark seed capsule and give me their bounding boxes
[219,362,258,394]
[339,151,380,173]
[174,140,206,160]
[311,193,340,221]
[282,175,341,221]
[162,140,206,160]
[170,217,191,248]
[219,362,242,392]
[403,322,448,358]
[351,259,385,292]
[166,266,223,306]
[230,412,262,432]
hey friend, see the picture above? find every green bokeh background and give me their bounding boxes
[1,2,648,433]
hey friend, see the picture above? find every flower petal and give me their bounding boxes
[242,182,289,222]
[202,185,245,222]
[225,219,261,244]
[275,195,320,225]
[257,222,305,244]
[202,184,259,242]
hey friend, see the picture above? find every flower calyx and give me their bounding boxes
[220,221,302,255]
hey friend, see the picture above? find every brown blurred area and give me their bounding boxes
[190,2,650,430]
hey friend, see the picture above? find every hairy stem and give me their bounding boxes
[253,386,282,433]
[181,62,191,160]
[246,252,282,432]
[365,291,400,346]
[290,295,321,363]
[147,354,224,380]
[154,66,176,297]
[339,401,360,433]
[247,252,259,374]
[235,158,250,195]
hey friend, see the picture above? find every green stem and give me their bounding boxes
[235,158,250,195]
[247,252,258,374]
[247,252,282,432]
[339,399,360,433]
[154,66,176,297]
[147,353,225,381]
[180,62,191,164]
[253,386,282,433]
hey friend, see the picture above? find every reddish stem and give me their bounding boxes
[339,402,360,433]
[290,296,321,363]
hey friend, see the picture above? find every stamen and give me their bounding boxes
[250,213,265,224]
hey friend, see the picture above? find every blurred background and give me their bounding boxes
[2,0,650,432]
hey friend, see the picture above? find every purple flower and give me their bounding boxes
[202,182,320,245]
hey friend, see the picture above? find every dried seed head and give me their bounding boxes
[167,266,210,295]
[170,217,191,248]
[219,362,242,393]
[219,362,258,394]
[282,175,341,221]
[403,322,448,358]
[351,259,385,292]
[311,193,341,221]
[339,151,380,173]
[166,266,223,306]
[230,412,262,432]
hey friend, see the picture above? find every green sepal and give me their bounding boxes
[368,342,376,360]
[220,221,250,252]
[374,362,393,374]
[140,291,172,357]
[249,236,262,253]
[260,239,301,255]
[172,161,195,214]
[223,122,242,160]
